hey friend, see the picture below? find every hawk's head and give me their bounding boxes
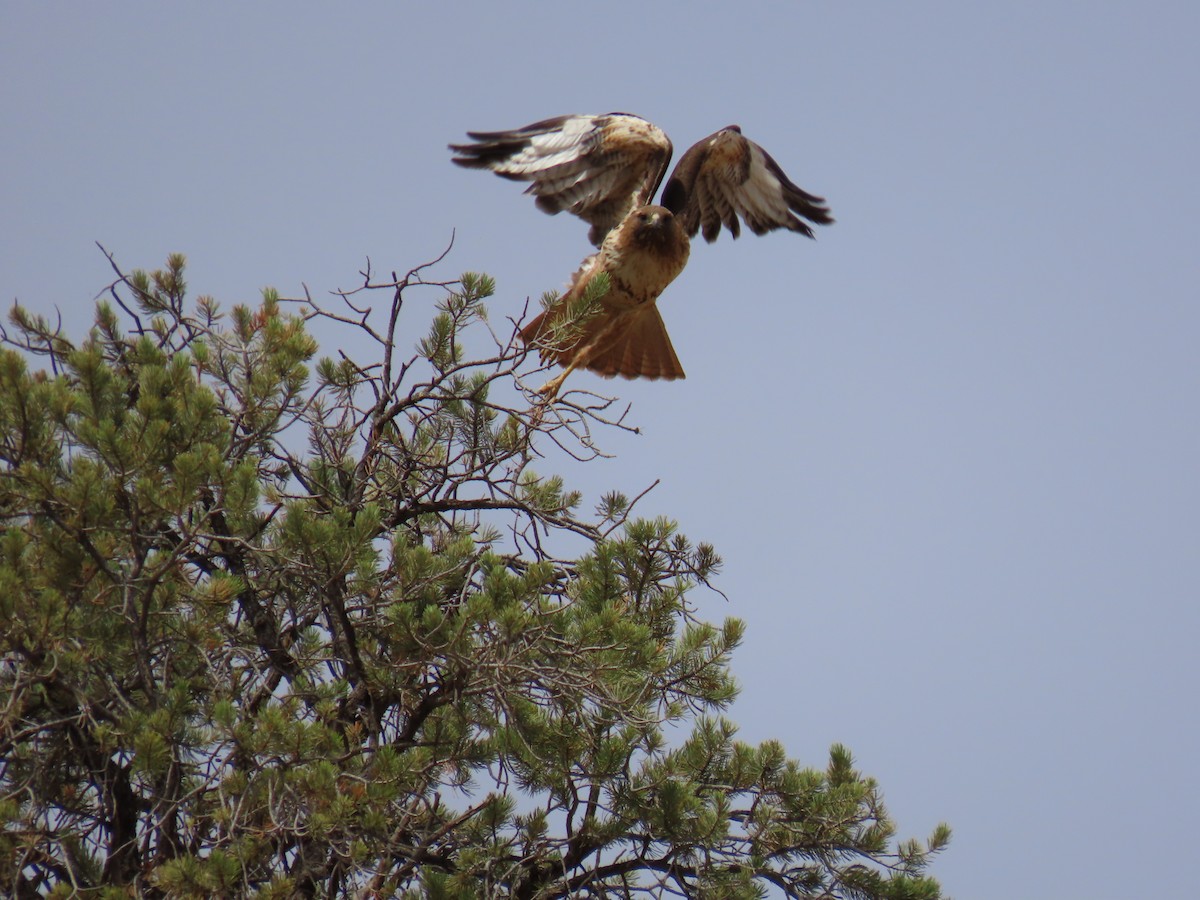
[628,205,686,252]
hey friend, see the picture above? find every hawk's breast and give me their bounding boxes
[600,207,691,308]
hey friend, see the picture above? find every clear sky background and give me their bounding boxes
[4,3,1197,897]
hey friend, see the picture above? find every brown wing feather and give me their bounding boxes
[451,113,674,246]
[661,125,833,243]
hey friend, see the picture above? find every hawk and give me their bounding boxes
[450,113,833,397]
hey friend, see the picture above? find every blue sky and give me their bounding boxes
[4,3,1198,896]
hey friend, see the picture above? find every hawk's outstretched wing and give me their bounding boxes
[660,125,834,243]
[450,113,673,247]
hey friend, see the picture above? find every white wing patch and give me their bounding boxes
[451,113,673,245]
[493,116,604,177]
[738,151,791,234]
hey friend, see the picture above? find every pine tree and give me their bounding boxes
[0,251,949,898]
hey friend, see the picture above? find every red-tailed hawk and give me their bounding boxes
[450,113,833,397]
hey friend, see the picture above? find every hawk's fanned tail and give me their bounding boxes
[520,304,684,382]
[587,306,685,381]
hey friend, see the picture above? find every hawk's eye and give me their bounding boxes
[637,211,650,222]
